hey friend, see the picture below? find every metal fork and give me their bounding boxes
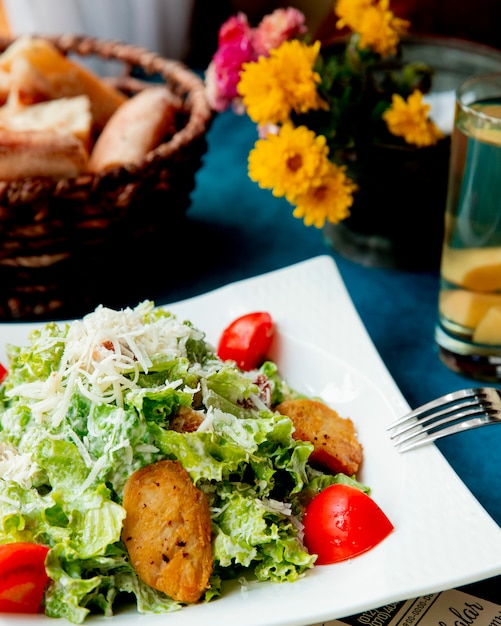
[387,387,501,452]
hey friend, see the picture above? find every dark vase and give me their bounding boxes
[323,36,501,270]
[324,137,450,271]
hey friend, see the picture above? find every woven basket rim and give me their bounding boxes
[0,33,213,189]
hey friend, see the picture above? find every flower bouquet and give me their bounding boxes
[205,0,446,237]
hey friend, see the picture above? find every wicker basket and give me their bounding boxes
[0,34,213,321]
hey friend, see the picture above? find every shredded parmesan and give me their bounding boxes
[7,303,200,428]
[262,498,292,515]
[0,442,40,488]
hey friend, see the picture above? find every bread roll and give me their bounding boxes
[88,86,180,173]
[0,128,88,180]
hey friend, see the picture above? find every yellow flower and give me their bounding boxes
[238,40,327,125]
[248,123,330,201]
[292,163,357,228]
[335,0,372,31]
[335,0,409,57]
[236,55,289,125]
[383,90,444,147]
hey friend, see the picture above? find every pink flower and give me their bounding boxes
[218,12,253,47]
[205,61,228,112]
[253,8,307,57]
[205,13,256,112]
[205,40,254,112]
[204,8,307,112]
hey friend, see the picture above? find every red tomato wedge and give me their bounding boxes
[0,362,7,383]
[0,543,50,614]
[217,312,274,371]
[302,484,394,565]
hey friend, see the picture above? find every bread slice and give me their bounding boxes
[0,128,88,180]
[0,95,93,150]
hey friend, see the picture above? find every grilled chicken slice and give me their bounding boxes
[121,459,213,603]
[275,399,363,476]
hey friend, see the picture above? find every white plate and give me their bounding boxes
[1,255,501,626]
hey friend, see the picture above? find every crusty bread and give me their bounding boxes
[0,128,88,180]
[0,95,93,150]
[0,36,127,131]
[3,55,52,107]
[88,86,181,172]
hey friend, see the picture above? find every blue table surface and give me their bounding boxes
[154,110,500,601]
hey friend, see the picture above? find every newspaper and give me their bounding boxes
[313,588,501,626]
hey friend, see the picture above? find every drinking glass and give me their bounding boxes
[435,72,501,381]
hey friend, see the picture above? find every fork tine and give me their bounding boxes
[388,398,487,438]
[387,388,484,430]
[389,387,501,452]
[395,414,498,452]
[391,405,496,447]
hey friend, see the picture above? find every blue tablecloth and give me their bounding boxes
[153,109,501,599]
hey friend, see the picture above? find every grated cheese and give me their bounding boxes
[7,302,201,428]
[0,442,40,488]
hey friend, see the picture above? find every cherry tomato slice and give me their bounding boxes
[302,484,394,565]
[217,312,274,371]
[0,543,50,614]
[0,362,7,383]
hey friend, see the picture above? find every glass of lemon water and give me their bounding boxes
[435,73,501,381]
